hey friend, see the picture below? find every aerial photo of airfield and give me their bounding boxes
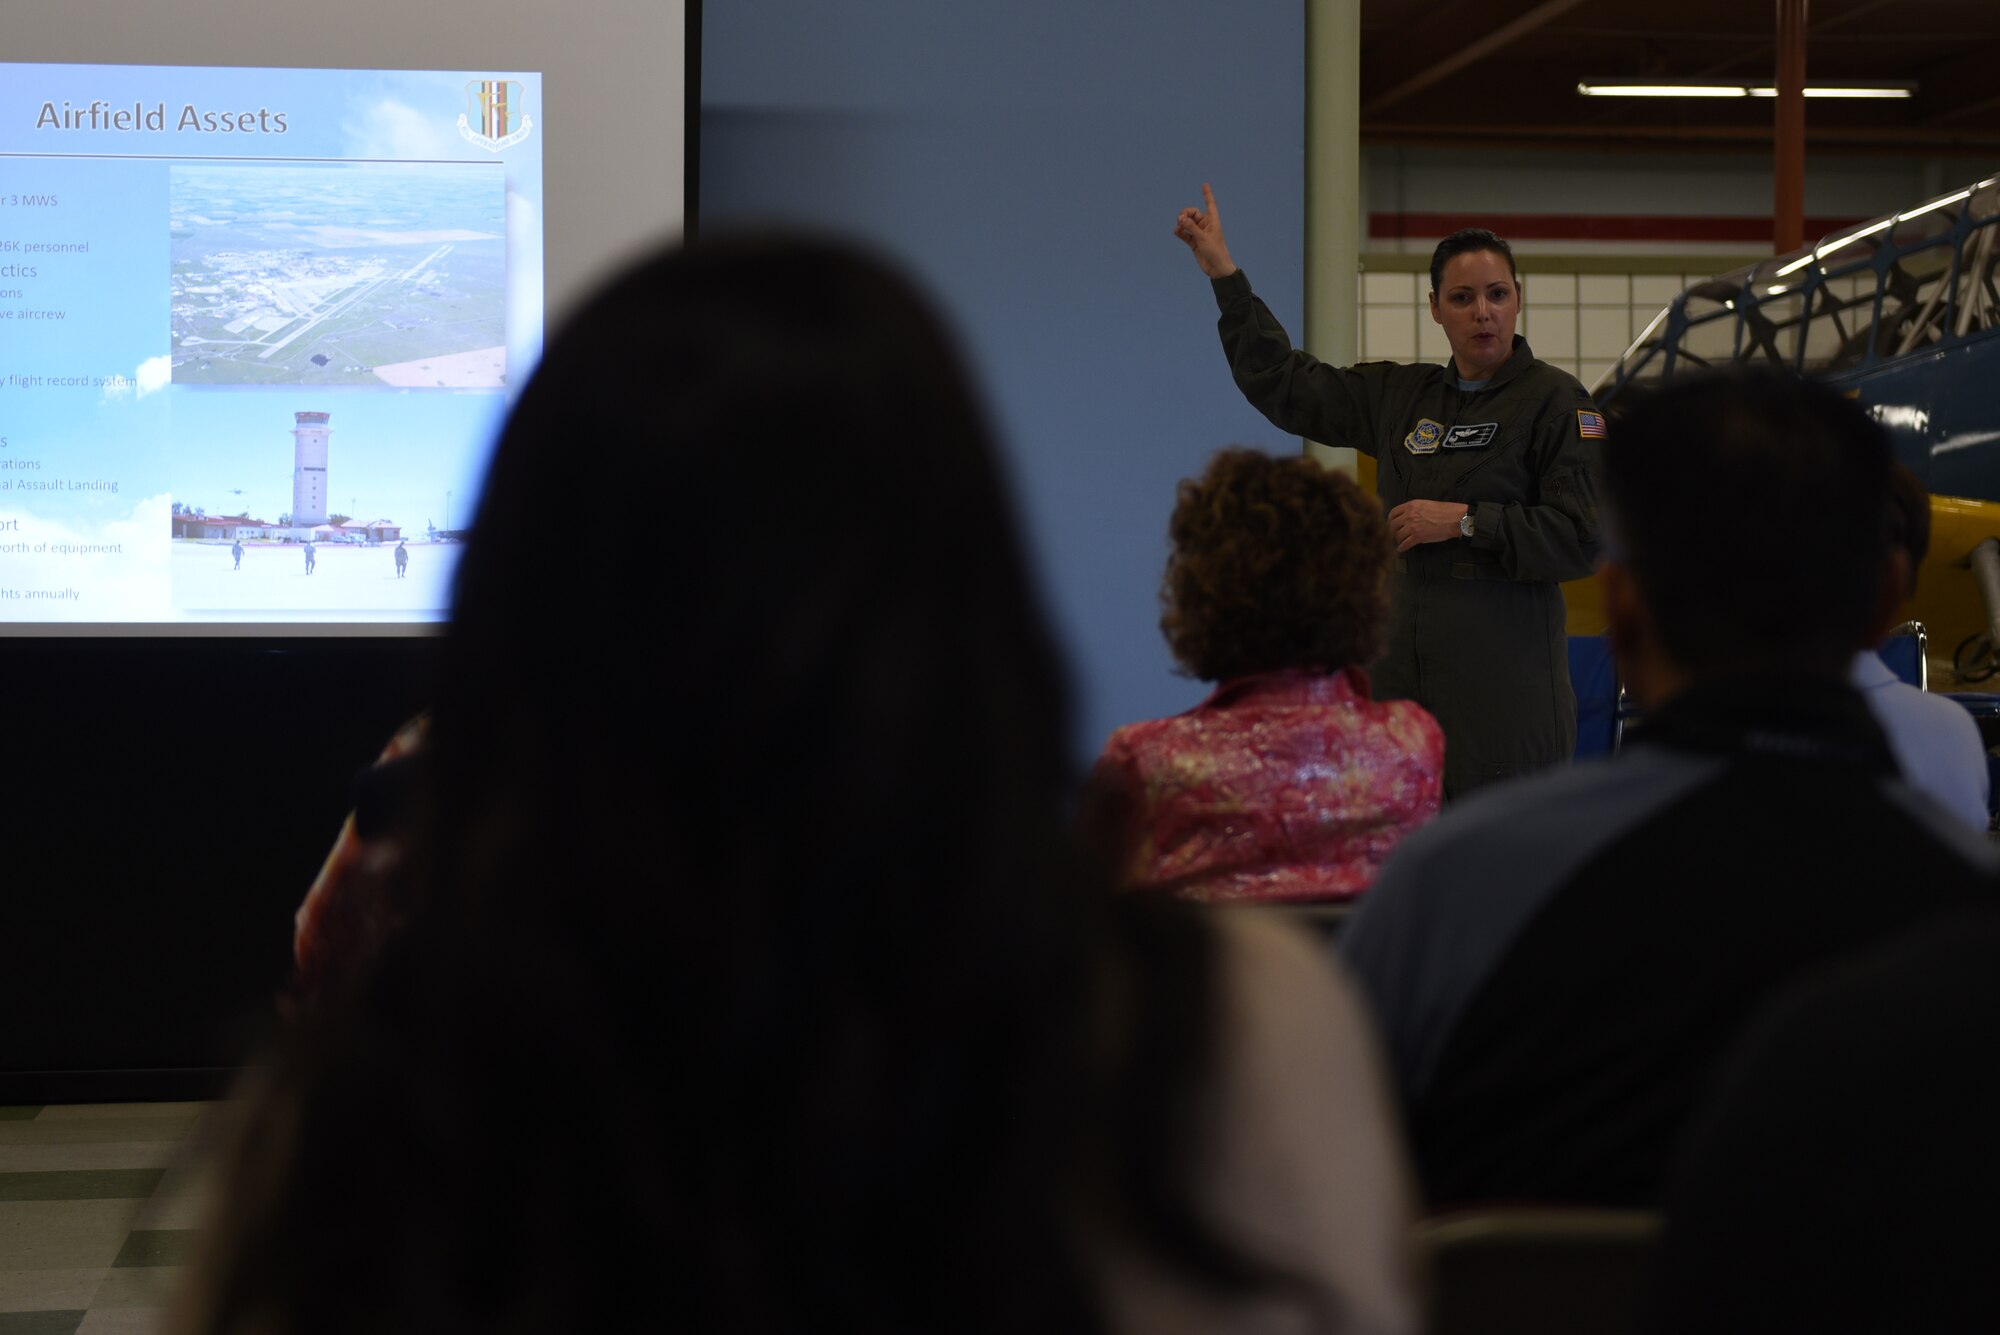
[171,537,461,618]
[169,162,508,388]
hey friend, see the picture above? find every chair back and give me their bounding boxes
[1414,1207,1661,1335]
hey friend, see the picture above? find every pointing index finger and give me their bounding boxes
[1201,182,1219,218]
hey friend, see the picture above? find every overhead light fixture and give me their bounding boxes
[1750,85,1915,99]
[1579,82,1750,98]
[1578,80,1915,99]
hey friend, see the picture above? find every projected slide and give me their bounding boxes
[0,62,543,627]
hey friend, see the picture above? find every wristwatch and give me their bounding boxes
[1459,509,1476,540]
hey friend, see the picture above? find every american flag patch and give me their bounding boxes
[1577,410,1607,439]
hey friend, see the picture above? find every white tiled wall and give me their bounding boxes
[1357,266,1714,394]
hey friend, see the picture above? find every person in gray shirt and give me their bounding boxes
[1342,370,1998,1209]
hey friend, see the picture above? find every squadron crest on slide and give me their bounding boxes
[458,79,534,152]
[1404,418,1445,455]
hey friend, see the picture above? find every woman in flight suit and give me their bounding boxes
[1176,184,1602,798]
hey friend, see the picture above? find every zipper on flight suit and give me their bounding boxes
[1442,383,1510,497]
[1400,380,1502,692]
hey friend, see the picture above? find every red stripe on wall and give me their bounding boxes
[1369,212,1861,243]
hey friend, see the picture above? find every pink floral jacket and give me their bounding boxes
[1089,668,1443,904]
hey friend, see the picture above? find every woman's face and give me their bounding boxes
[1429,249,1520,381]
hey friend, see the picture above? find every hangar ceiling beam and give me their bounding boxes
[1916,40,2000,125]
[1693,0,1901,78]
[1359,0,1588,118]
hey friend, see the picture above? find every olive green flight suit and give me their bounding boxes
[1212,269,1603,797]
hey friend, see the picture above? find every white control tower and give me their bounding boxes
[292,411,331,526]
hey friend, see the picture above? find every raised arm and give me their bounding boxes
[1183,182,1378,450]
[1173,182,1238,280]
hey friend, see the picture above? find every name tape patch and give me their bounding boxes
[1442,422,1498,449]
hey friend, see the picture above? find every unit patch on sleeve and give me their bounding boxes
[1404,418,1445,455]
[1442,422,1499,449]
[1577,409,1607,439]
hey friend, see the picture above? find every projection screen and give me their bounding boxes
[1,1,693,633]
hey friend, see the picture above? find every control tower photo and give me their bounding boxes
[291,411,331,526]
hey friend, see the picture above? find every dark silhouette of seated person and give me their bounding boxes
[1655,895,2000,1333]
[177,237,1418,1335]
[1341,369,1998,1209]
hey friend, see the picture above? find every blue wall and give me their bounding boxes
[701,2,1306,762]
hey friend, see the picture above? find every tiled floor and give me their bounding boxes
[0,1103,212,1335]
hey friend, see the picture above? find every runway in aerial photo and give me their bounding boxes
[168,161,508,388]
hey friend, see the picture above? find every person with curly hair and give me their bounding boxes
[1087,448,1444,904]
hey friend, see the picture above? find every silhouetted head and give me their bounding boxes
[424,236,1118,1325]
[436,236,1075,928]
[1601,369,1893,688]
